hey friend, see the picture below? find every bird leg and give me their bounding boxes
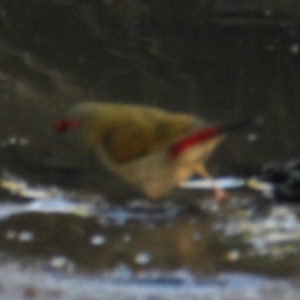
[193,163,228,201]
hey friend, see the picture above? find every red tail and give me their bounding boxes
[170,120,250,158]
[170,126,221,158]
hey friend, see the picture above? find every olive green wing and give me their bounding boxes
[102,111,200,163]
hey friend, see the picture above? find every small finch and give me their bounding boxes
[55,102,246,199]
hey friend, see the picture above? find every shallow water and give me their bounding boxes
[0,171,299,299]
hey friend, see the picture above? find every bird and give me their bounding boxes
[55,102,247,199]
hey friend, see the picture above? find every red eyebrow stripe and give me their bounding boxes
[54,118,81,133]
[170,126,220,158]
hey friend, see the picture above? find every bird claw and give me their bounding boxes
[214,188,229,202]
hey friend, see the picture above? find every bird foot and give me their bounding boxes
[214,188,229,202]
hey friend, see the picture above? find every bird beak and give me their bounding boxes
[54,118,81,133]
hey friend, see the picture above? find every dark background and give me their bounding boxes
[1,0,300,184]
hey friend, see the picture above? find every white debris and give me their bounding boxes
[227,249,241,261]
[290,43,299,55]
[0,136,30,147]
[248,133,258,142]
[0,172,51,199]
[180,177,245,189]
[134,251,152,265]
[18,231,34,242]
[49,256,76,273]
[90,234,106,246]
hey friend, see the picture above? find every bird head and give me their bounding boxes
[54,102,106,133]
[54,118,81,133]
[54,102,114,151]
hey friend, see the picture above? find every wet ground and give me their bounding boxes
[1,1,300,299]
